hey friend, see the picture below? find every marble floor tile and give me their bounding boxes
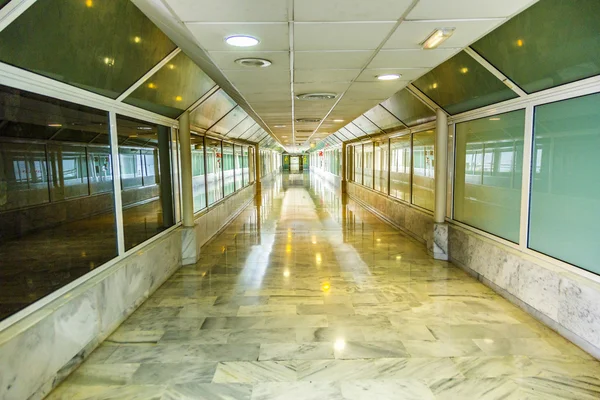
[47,173,599,400]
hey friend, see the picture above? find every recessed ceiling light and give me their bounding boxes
[235,58,271,68]
[333,119,344,122]
[296,118,321,123]
[274,125,286,128]
[421,28,455,50]
[282,135,288,138]
[489,117,501,121]
[225,35,259,47]
[296,93,337,101]
[376,74,401,81]
[47,123,62,127]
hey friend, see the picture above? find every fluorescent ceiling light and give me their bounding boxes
[225,35,259,47]
[333,119,344,122]
[376,74,401,81]
[421,28,455,50]
[274,125,286,128]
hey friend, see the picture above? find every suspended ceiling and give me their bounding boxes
[152,0,538,151]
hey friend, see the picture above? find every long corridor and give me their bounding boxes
[48,173,600,400]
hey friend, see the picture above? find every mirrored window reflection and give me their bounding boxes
[234,145,243,190]
[0,85,116,320]
[412,51,517,115]
[211,107,248,136]
[223,142,235,196]
[412,130,435,210]
[390,134,411,202]
[353,144,363,184]
[190,90,236,130]
[124,52,216,118]
[116,116,174,250]
[206,138,223,205]
[472,0,600,94]
[191,135,206,212]
[374,139,389,193]
[363,143,374,188]
[0,0,176,99]
[242,147,250,186]
[454,110,525,242]
[529,93,600,274]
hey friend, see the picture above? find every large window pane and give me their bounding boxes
[0,0,176,99]
[234,145,243,189]
[529,93,600,274]
[353,144,363,184]
[248,147,255,184]
[211,107,248,136]
[0,86,116,320]
[116,116,174,250]
[472,0,600,94]
[363,105,405,133]
[363,142,374,188]
[223,142,235,196]
[124,52,216,118]
[381,89,436,127]
[374,139,389,193]
[206,138,223,204]
[390,134,411,202]
[191,90,236,131]
[413,51,518,115]
[454,110,525,242]
[242,146,250,186]
[191,135,206,212]
[412,130,435,210]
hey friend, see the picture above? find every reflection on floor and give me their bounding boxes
[0,199,166,320]
[48,173,600,400]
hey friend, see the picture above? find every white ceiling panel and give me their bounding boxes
[294,0,414,22]
[186,23,289,51]
[210,51,290,70]
[356,68,428,82]
[407,0,536,20]
[344,81,409,100]
[165,0,289,22]
[294,82,350,95]
[294,69,360,83]
[294,22,395,51]
[295,51,372,69]
[369,48,459,68]
[384,20,502,50]
[225,69,290,86]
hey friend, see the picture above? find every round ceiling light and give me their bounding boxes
[376,73,401,81]
[296,93,337,101]
[225,35,259,47]
[235,58,272,68]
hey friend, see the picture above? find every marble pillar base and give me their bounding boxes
[182,227,199,266]
[428,222,449,261]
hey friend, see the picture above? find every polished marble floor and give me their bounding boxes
[47,173,600,400]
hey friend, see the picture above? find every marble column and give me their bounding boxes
[429,108,449,260]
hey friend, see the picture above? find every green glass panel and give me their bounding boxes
[529,92,600,274]
[124,52,215,118]
[228,120,256,139]
[222,142,234,196]
[0,0,10,9]
[363,105,405,133]
[374,139,389,193]
[381,89,435,126]
[412,130,435,210]
[472,0,600,94]
[0,0,176,99]
[191,89,236,130]
[240,124,261,140]
[413,52,517,115]
[390,134,411,202]
[454,109,525,242]
[353,116,381,135]
[210,106,248,135]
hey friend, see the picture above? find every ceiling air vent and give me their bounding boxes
[234,58,272,68]
[295,118,321,123]
[296,93,337,101]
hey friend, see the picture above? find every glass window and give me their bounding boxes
[346,124,366,139]
[471,0,600,94]
[125,52,216,118]
[222,142,235,196]
[0,86,116,320]
[116,116,174,250]
[0,0,176,99]
[454,110,525,242]
[242,146,250,186]
[363,105,405,133]
[390,134,411,202]
[191,90,237,131]
[363,143,374,188]
[228,120,256,139]
[353,116,381,135]
[210,107,248,136]
[206,138,223,204]
[248,147,255,184]
[353,144,363,184]
[234,145,243,190]
[529,92,600,274]
[381,89,436,127]
[413,51,518,115]
[191,135,206,213]
[412,130,435,210]
[374,139,389,193]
